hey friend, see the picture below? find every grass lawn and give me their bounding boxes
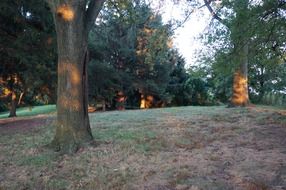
[0,106,286,189]
[0,105,56,119]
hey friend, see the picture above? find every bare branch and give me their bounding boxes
[86,0,105,32]
[171,3,207,31]
[203,0,225,24]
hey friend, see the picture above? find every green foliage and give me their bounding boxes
[166,53,189,106]
[88,60,127,105]
[167,59,214,106]
[260,92,286,107]
[88,1,176,108]
[0,0,229,110]
[197,0,286,105]
[184,77,209,106]
[0,0,57,112]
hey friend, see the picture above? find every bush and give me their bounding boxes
[261,92,286,107]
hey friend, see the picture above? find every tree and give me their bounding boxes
[200,0,286,106]
[0,0,57,116]
[88,0,174,109]
[201,0,252,106]
[88,60,128,110]
[45,0,105,153]
[166,51,189,106]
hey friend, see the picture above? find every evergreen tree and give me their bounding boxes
[0,0,57,116]
[88,1,174,109]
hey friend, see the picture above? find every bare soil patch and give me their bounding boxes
[0,115,54,135]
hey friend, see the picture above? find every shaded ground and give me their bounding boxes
[0,106,286,190]
[0,115,53,135]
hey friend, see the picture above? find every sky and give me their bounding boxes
[152,0,212,66]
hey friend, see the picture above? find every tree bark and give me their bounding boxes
[140,94,146,109]
[102,100,106,112]
[47,1,104,153]
[230,43,250,107]
[8,91,17,117]
[17,92,24,105]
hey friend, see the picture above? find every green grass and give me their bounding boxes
[0,104,56,119]
[0,105,286,189]
[17,153,56,167]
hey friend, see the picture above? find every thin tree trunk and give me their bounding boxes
[230,43,250,107]
[258,69,265,102]
[102,100,106,112]
[9,91,17,117]
[18,92,24,105]
[50,3,93,153]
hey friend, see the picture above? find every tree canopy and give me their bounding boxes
[1,0,285,114]
[196,0,286,105]
[0,0,56,114]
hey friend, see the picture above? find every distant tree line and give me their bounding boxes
[0,0,212,116]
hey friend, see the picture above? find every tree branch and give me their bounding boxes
[171,3,207,31]
[203,0,226,25]
[86,0,105,32]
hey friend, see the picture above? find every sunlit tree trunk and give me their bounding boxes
[230,43,250,107]
[46,0,105,153]
[140,94,154,109]
[18,92,24,105]
[8,75,19,118]
[140,94,146,109]
[203,0,251,107]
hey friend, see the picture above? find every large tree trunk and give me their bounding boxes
[8,91,17,117]
[50,3,93,153]
[230,43,250,107]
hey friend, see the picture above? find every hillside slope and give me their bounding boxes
[0,106,286,189]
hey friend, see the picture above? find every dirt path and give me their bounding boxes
[0,115,54,135]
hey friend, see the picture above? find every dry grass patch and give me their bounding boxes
[1,106,286,189]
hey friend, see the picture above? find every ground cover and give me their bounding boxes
[0,105,56,119]
[0,106,285,190]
